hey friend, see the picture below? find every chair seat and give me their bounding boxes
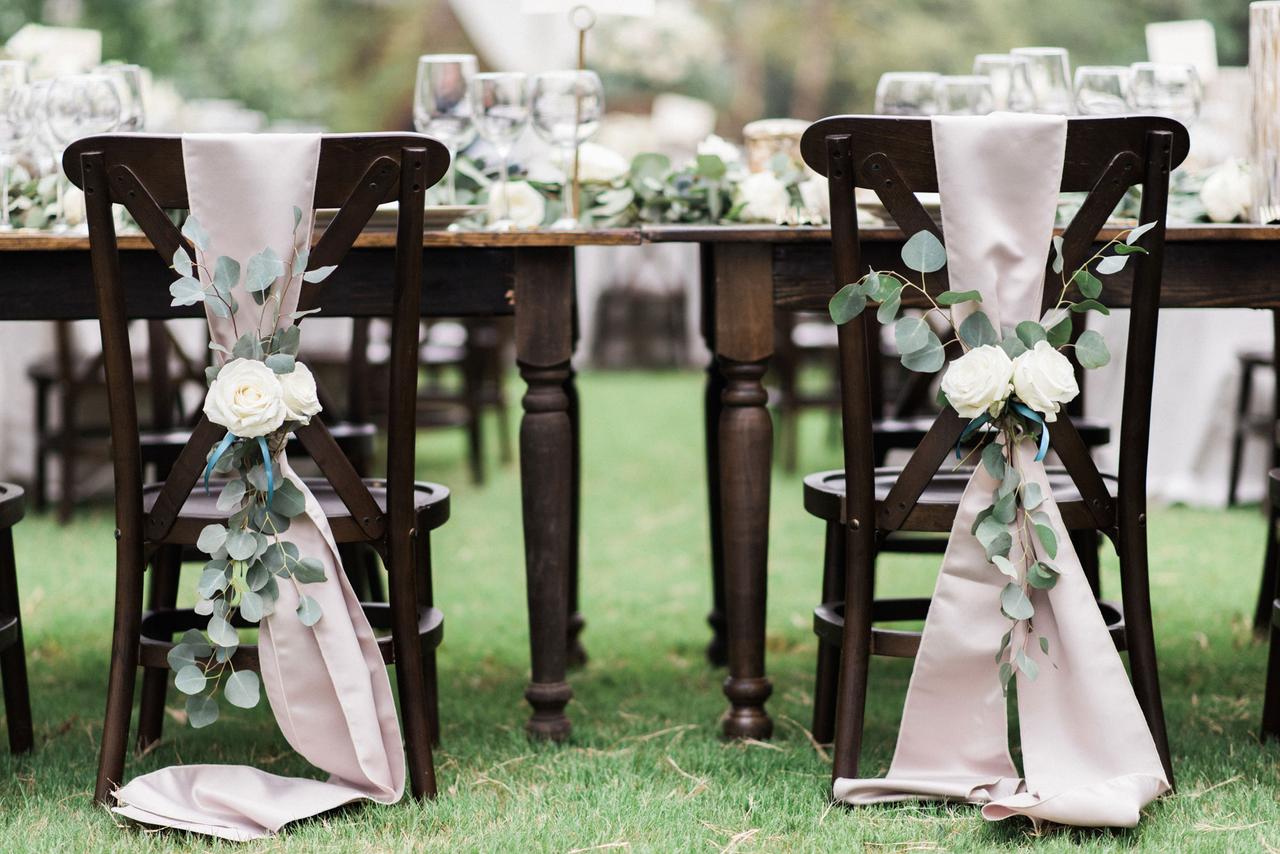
[0,482,25,529]
[872,414,1111,456]
[143,477,449,545]
[804,466,1118,532]
[812,596,1126,658]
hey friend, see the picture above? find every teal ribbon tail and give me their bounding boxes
[257,436,275,507]
[1011,402,1051,462]
[203,432,236,494]
[956,412,991,459]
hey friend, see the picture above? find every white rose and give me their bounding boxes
[798,176,830,223]
[1012,340,1079,422]
[487,180,546,229]
[940,345,1014,419]
[557,142,629,184]
[203,358,287,438]
[736,171,790,223]
[697,133,741,165]
[279,360,323,425]
[61,187,86,226]
[1199,158,1251,223]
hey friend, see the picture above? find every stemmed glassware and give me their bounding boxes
[43,73,122,232]
[934,75,994,115]
[468,71,529,231]
[0,60,29,231]
[972,54,1035,112]
[1128,62,1202,123]
[1011,47,1074,114]
[413,54,477,205]
[97,63,146,131]
[1074,66,1131,116]
[531,69,604,230]
[874,72,939,115]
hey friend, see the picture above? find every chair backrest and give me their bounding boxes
[798,116,1189,538]
[64,133,450,547]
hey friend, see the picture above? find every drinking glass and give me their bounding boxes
[468,72,530,231]
[934,75,994,115]
[1073,66,1130,116]
[531,69,604,229]
[43,74,122,231]
[1128,62,1202,123]
[414,53,477,205]
[0,60,28,231]
[874,72,939,116]
[97,63,146,130]
[972,53,1035,112]
[1011,47,1073,114]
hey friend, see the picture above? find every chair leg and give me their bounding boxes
[1257,486,1279,634]
[812,520,847,745]
[1227,361,1255,507]
[136,545,181,752]
[1263,538,1280,740]
[32,382,48,512]
[96,535,146,804]
[0,529,33,754]
[387,530,437,799]
[414,531,440,746]
[831,523,875,782]
[1072,529,1102,599]
[1117,530,1174,788]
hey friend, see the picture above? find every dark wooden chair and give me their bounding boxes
[0,482,33,755]
[1228,347,1275,507]
[1263,468,1280,740]
[65,132,451,804]
[798,115,1187,789]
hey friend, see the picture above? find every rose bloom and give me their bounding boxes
[556,142,630,184]
[798,175,830,223]
[203,358,287,438]
[697,133,742,166]
[1012,340,1079,422]
[736,171,790,223]
[1199,158,1251,223]
[940,344,1014,419]
[280,361,323,425]
[487,180,546,229]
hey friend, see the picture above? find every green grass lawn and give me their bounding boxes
[1,370,1277,852]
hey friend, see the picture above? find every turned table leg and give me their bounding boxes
[712,243,775,739]
[700,246,728,666]
[515,247,575,741]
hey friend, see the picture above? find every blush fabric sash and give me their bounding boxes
[111,134,405,841]
[832,114,1170,827]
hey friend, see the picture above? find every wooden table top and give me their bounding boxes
[2,222,1275,252]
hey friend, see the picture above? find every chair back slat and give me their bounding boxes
[67,133,449,542]
[802,116,1188,533]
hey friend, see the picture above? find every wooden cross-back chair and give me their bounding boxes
[64,133,452,804]
[797,115,1189,790]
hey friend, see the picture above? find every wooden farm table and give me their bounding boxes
[0,227,641,743]
[643,222,1280,740]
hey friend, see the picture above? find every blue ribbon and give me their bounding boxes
[1010,401,1051,462]
[955,412,991,459]
[203,431,236,495]
[257,436,275,507]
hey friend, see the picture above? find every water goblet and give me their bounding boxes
[972,53,1035,112]
[97,63,146,131]
[43,74,122,232]
[414,54,478,205]
[468,72,530,231]
[934,75,994,115]
[874,72,939,116]
[1011,47,1074,114]
[1073,66,1131,116]
[0,60,29,231]
[531,69,604,230]
[1128,62,1202,123]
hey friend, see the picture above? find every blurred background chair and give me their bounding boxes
[0,481,33,755]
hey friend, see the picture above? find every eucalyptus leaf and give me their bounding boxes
[169,276,206,307]
[876,291,902,324]
[213,255,240,295]
[828,283,867,324]
[245,247,284,293]
[232,331,265,360]
[1069,299,1110,316]
[296,594,323,627]
[194,597,215,616]
[1076,330,1110,369]
[225,670,261,709]
[1046,316,1073,348]
[894,316,930,354]
[938,289,982,306]
[1126,221,1156,245]
[981,442,1006,480]
[1000,583,1034,620]
[1015,321,1047,348]
[1028,561,1060,590]
[1023,481,1044,510]
[290,307,323,321]
[985,530,1012,561]
[900,335,944,372]
[1051,235,1065,274]
[181,215,210,251]
[302,265,338,283]
[992,554,1019,580]
[292,557,326,584]
[1072,268,1103,299]
[265,353,296,374]
[1015,648,1040,680]
[993,490,1017,524]
[1114,244,1148,255]
[246,561,271,592]
[173,246,194,277]
[695,153,727,180]
[1032,514,1059,558]
[196,566,228,598]
[900,230,947,273]
[959,311,998,348]
[269,479,306,518]
[186,694,219,728]
[999,337,1028,359]
[975,514,1006,547]
[999,661,1014,693]
[226,529,258,561]
[205,293,231,318]
[174,664,207,696]
[1039,635,1051,655]
[167,643,197,671]
[216,480,248,513]
[196,524,228,555]
[207,615,238,647]
[293,205,303,230]
[1096,254,1128,275]
[240,590,264,623]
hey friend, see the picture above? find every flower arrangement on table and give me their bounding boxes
[162,207,336,727]
[826,221,1155,691]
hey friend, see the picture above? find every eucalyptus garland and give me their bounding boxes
[163,208,337,727]
[829,222,1156,692]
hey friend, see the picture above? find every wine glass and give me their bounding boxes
[1074,66,1130,116]
[1128,62,1202,123]
[468,72,530,231]
[97,63,146,131]
[1011,47,1073,114]
[874,72,939,116]
[413,54,477,205]
[0,60,28,231]
[531,69,604,230]
[934,75,994,115]
[972,54,1035,112]
[43,74,122,232]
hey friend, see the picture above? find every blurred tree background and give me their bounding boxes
[0,0,1253,135]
